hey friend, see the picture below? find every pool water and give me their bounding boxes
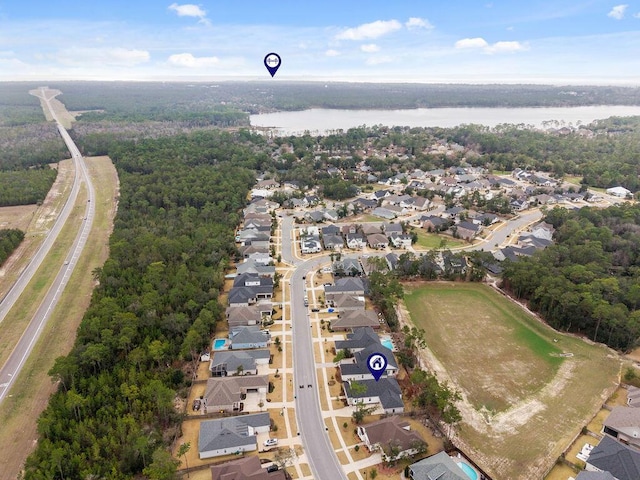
[458,462,478,480]
[213,339,227,350]
[381,338,394,350]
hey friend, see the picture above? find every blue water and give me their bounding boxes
[381,338,393,350]
[458,462,478,480]
[213,339,227,350]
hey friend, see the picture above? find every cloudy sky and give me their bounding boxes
[0,0,639,84]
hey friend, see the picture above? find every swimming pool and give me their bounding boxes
[457,461,478,480]
[381,337,394,351]
[213,339,227,350]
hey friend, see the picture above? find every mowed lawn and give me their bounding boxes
[404,282,620,480]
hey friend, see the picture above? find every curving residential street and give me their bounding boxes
[0,89,95,403]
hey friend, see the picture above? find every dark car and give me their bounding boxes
[266,465,279,473]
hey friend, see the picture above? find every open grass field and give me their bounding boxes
[413,228,465,250]
[403,282,620,480]
[0,156,118,480]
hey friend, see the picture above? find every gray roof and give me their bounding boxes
[332,310,380,330]
[628,386,640,407]
[204,376,269,408]
[575,472,617,480]
[335,327,381,351]
[228,287,256,304]
[199,413,270,453]
[340,343,398,377]
[587,435,640,480]
[604,406,640,438]
[210,350,270,374]
[343,377,403,409]
[229,325,270,347]
[409,452,468,480]
[325,277,366,295]
[323,234,344,248]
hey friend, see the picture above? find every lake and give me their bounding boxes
[250,106,640,135]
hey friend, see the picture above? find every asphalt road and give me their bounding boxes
[0,90,83,324]
[0,88,96,403]
[290,257,348,480]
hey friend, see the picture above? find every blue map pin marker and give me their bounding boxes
[367,353,387,382]
[264,52,281,77]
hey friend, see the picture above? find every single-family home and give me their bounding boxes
[232,274,274,300]
[412,197,431,211]
[203,375,269,413]
[343,377,404,414]
[340,343,398,380]
[198,412,271,459]
[331,310,380,331]
[385,252,399,271]
[229,326,270,350]
[367,233,389,249]
[210,456,287,480]
[408,452,470,480]
[530,222,555,241]
[585,435,640,480]
[321,224,341,236]
[226,305,263,329]
[389,232,413,249]
[454,221,482,241]
[236,260,276,278]
[372,207,397,220]
[346,233,366,250]
[210,349,271,376]
[357,416,426,462]
[383,222,403,234]
[323,234,344,251]
[627,386,640,407]
[603,406,640,449]
[329,293,366,312]
[422,216,450,232]
[325,277,367,300]
[335,327,381,353]
[333,257,363,277]
[301,238,322,254]
[305,211,325,223]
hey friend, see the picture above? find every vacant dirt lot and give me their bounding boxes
[403,282,620,480]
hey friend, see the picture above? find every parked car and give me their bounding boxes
[264,438,278,447]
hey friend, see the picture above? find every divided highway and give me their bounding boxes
[0,89,95,403]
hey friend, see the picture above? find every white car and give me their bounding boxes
[264,438,278,447]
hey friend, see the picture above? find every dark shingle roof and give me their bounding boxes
[587,436,640,480]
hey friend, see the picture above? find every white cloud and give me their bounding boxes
[168,3,210,25]
[455,37,489,49]
[325,49,340,57]
[167,52,219,67]
[335,20,402,40]
[455,37,527,54]
[360,44,380,53]
[486,41,528,53]
[168,3,206,18]
[608,4,628,19]
[54,47,150,66]
[405,17,433,30]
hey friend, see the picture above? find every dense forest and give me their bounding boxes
[23,130,259,479]
[0,167,57,206]
[502,204,640,351]
[0,229,25,266]
[32,81,640,114]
